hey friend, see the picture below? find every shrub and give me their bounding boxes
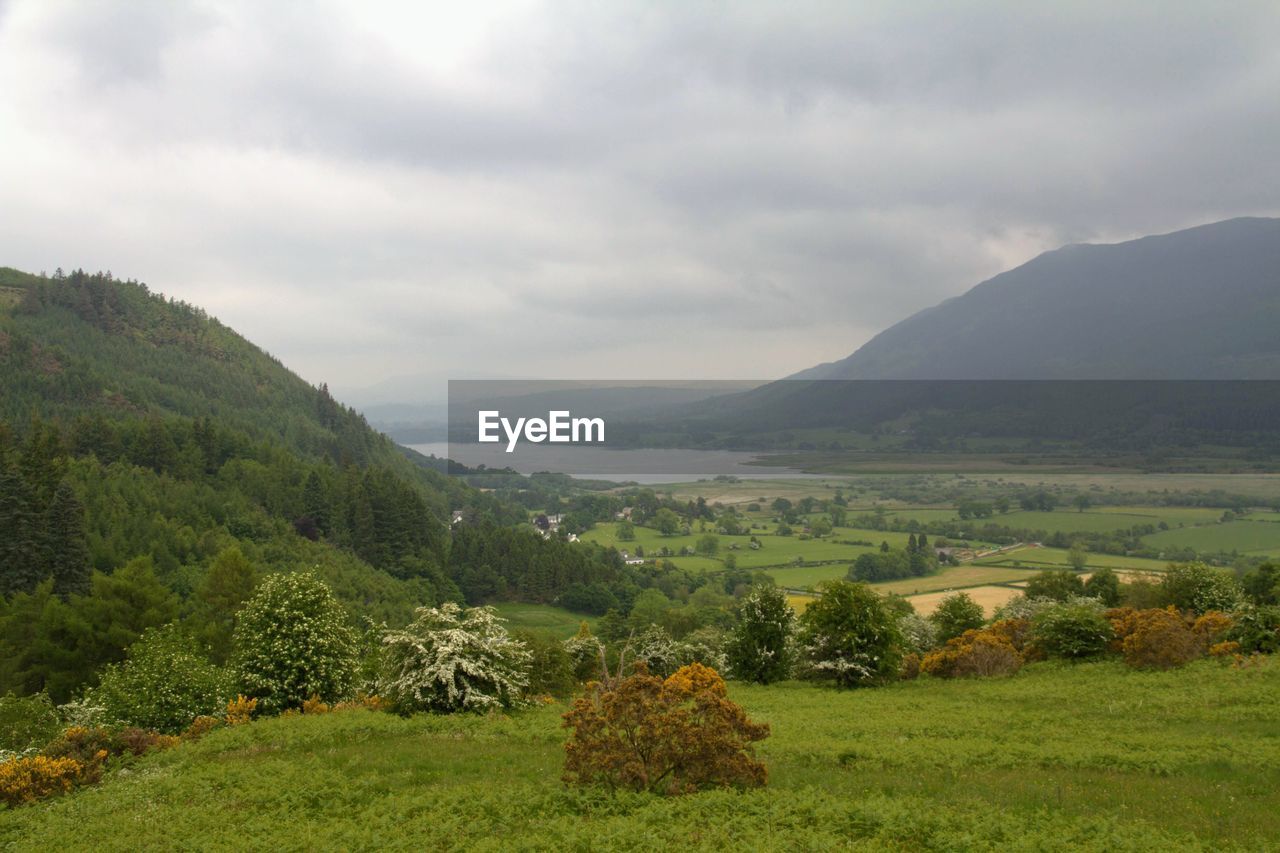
[563,623,604,682]
[378,603,530,713]
[40,726,117,764]
[1227,604,1280,654]
[1031,600,1113,659]
[225,695,257,725]
[986,618,1036,658]
[633,625,683,677]
[515,630,576,698]
[562,663,769,795]
[116,727,180,756]
[1024,571,1085,602]
[1083,568,1122,606]
[676,627,729,673]
[86,624,232,734]
[0,693,61,753]
[798,581,902,688]
[899,652,921,680]
[1120,607,1202,670]
[897,613,938,655]
[181,715,222,740]
[0,755,90,808]
[1161,562,1242,614]
[921,629,1022,679]
[929,593,985,644]
[301,695,331,715]
[726,585,796,684]
[1191,611,1234,652]
[233,572,358,714]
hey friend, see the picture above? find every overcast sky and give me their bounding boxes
[2,1,1278,403]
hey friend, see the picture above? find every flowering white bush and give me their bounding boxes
[563,626,604,682]
[233,571,358,713]
[87,624,232,733]
[677,627,729,674]
[898,613,938,654]
[726,585,796,683]
[633,625,682,677]
[377,603,531,713]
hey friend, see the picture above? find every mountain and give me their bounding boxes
[797,217,1280,380]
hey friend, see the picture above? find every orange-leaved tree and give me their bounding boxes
[562,662,769,795]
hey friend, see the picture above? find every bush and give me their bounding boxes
[562,663,768,795]
[929,593,985,644]
[233,572,358,714]
[676,627,729,673]
[1119,607,1202,670]
[0,693,61,753]
[1031,600,1113,659]
[1227,604,1280,654]
[378,603,530,713]
[633,625,683,677]
[515,631,576,698]
[920,629,1022,679]
[1161,562,1242,614]
[224,695,257,725]
[0,754,91,808]
[897,613,938,654]
[563,623,604,682]
[86,624,232,734]
[1191,611,1234,652]
[1024,571,1085,602]
[726,585,796,684]
[798,581,902,688]
[1083,568,1122,606]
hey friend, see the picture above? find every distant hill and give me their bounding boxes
[796,217,1280,380]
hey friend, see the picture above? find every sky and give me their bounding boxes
[1,1,1278,405]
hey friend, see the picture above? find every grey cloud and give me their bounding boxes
[0,1,1278,401]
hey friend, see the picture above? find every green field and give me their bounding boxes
[973,546,1170,573]
[489,603,596,639]
[3,660,1276,850]
[1143,519,1280,555]
[580,524,929,572]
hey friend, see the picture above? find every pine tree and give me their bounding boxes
[47,481,91,599]
[0,459,43,596]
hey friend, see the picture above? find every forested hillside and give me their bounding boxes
[0,267,624,702]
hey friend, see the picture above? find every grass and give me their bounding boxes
[2,659,1276,850]
[581,524,924,573]
[1143,519,1280,555]
[489,603,596,639]
[973,546,1170,573]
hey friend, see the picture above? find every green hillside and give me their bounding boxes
[0,267,624,702]
[0,266,440,483]
[2,659,1276,850]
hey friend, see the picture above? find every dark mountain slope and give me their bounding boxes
[801,217,1280,380]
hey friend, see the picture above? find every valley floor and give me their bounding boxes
[2,659,1277,851]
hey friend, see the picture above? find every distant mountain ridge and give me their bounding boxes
[795,217,1280,380]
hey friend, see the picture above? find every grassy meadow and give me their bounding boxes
[3,659,1276,851]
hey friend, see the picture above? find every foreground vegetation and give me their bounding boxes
[1,660,1276,850]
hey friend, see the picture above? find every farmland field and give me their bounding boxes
[3,660,1276,850]
[1142,519,1280,555]
[907,585,1022,617]
[580,524,941,572]
[973,546,1170,573]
